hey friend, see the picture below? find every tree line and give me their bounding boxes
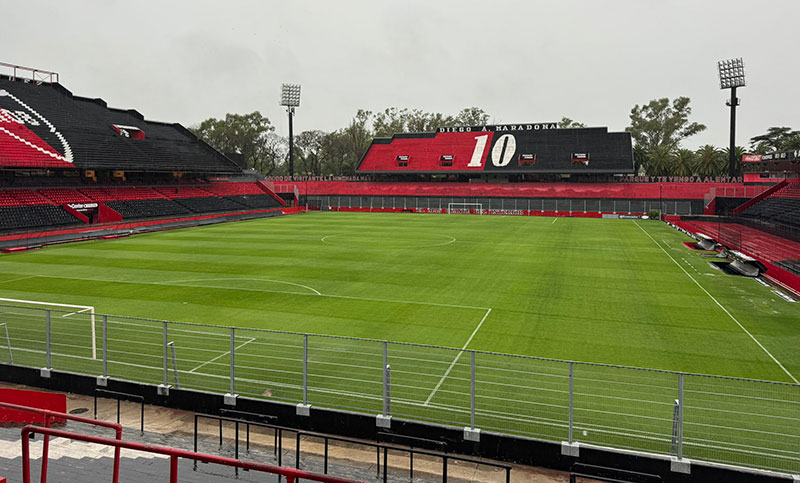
[189,102,800,177]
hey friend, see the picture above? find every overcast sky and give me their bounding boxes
[3,0,797,149]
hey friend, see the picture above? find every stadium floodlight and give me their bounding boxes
[280,83,301,107]
[280,84,301,180]
[717,58,745,178]
[717,58,745,89]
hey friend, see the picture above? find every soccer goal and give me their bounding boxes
[447,202,483,215]
[0,297,97,359]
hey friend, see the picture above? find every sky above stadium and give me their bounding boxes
[2,0,797,150]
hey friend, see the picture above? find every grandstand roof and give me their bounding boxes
[0,77,241,173]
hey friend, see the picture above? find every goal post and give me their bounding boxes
[0,297,96,360]
[447,202,483,215]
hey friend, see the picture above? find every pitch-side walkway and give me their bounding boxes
[0,382,567,482]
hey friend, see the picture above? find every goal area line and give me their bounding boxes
[0,297,97,360]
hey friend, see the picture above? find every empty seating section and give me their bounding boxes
[0,78,240,173]
[105,199,190,219]
[37,188,93,204]
[174,196,247,213]
[205,182,266,196]
[0,182,278,230]
[739,183,800,230]
[153,186,213,198]
[9,190,51,205]
[0,205,80,231]
[225,194,282,209]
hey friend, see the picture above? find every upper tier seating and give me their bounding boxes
[153,186,214,198]
[0,78,240,173]
[38,188,93,204]
[205,182,266,196]
[739,183,800,230]
[0,204,81,231]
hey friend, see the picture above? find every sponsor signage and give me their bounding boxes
[67,203,98,211]
[742,154,762,163]
[758,150,800,162]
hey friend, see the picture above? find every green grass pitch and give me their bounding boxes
[0,212,798,472]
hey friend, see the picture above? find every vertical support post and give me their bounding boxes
[303,334,308,405]
[678,373,684,459]
[45,310,51,369]
[470,351,476,429]
[162,322,168,387]
[288,107,295,180]
[382,341,388,415]
[568,362,574,443]
[169,455,178,483]
[102,315,108,377]
[229,327,236,396]
[729,86,738,178]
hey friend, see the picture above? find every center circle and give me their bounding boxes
[321,233,455,249]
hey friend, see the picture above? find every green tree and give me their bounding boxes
[190,112,286,175]
[558,117,586,128]
[673,148,696,177]
[627,97,706,153]
[722,145,746,176]
[453,107,490,126]
[695,145,724,177]
[295,130,327,176]
[749,127,800,154]
[647,144,675,176]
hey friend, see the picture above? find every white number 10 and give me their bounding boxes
[467,134,516,168]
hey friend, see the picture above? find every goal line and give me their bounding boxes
[0,297,96,360]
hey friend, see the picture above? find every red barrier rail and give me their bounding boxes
[0,402,122,483]
[21,425,363,483]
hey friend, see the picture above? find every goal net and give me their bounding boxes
[0,297,97,360]
[447,202,483,215]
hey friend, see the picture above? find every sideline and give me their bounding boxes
[634,221,798,384]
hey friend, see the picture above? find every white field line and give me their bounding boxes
[165,277,322,295]
[552,218,558,224]
[23,274,491,311]
[0,275,37,285]
[424,308,492,405]
[634,221,799,384]
[188,337,256,373]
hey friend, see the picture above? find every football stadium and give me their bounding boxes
[1,14,800,483]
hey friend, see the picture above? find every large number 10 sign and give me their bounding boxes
[467,134,517,168]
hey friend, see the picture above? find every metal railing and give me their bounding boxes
[0,402,122,483]
[193,412,511,482]
[0,304,798,476]
[20,425,362,483]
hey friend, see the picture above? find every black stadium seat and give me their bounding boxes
[0,205,82,231]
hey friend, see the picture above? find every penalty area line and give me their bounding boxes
[424,308,492,406]
[634,221,798,384]
[188,337,256,373]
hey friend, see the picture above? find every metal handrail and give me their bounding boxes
[21,425,361,483]
[0,402,122,483]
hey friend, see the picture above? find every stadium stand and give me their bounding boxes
[0,78,240,173]
[738,181,800,230]
[173,196,247,213]
[224,194,282,209]
[104,199,191,219]
[0,204,81,231]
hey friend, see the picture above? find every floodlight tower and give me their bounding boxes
[717,58,745,178]
[280,83,301,180]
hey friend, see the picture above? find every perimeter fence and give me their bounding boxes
[0,304,798,476]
